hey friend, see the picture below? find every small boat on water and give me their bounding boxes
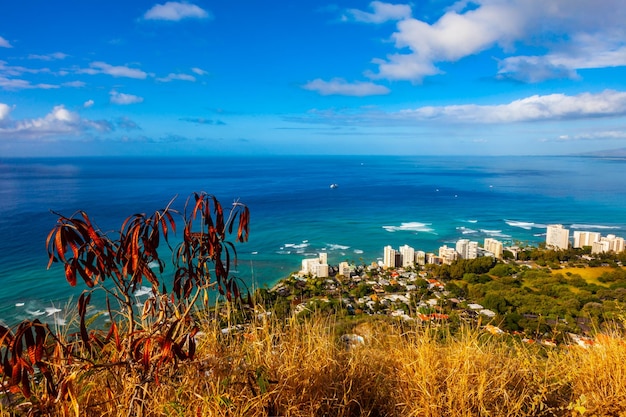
[330,183,338,189]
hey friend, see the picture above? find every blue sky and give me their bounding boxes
[2,0,626,157]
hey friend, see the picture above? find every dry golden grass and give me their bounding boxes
[4,310,626,416]
[556,266,620,286]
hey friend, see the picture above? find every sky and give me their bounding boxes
[2,0,626,157]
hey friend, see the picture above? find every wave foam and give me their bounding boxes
[354,249,363,254]
[457,226,477,234]
[480,229,511,238]
[326,243,350,251]
[284,242,309,249]
[383,222,434,233]
[570,224,621,230]
[134,286,153,297]
[45,307,62,316]
[505,220,547,230]
[26,309,45,316]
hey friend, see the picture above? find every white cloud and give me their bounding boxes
[156,73,196,82]
[143,2,210,21]
[0,60,52,77]
[370,1,526,82]
[365,0,626,83]
[0,36,11,48]
[556,131,626,141]
[84,100,94,108]
[499,33,626,82]
[80,62,148,79]
[302,78,390,96]
[345,1,412,23]
[62,81,86,88]
[0,105,112,139]
[0,103,10,120]
[0,76,59,90]
[110,91,144,105]
[397,90,626,123]
[191,67,208,76]
[27,52,68,61]
[291,90,626,126]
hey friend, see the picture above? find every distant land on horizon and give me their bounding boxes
[576,147,626,158]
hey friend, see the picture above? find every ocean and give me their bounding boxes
[1,155,625,326]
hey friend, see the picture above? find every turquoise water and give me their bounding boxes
[1,155,625,325]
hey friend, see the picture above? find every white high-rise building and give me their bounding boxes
[456,239,469,259]
[484,238,503,259]
[399,245,415,267]
[439,245,458,265]
[338,261,351,277]
[314,263,329,278]
[319,252,328,265]
[416,250,426,266]
[546,224,570,250]
[573,231,601,248]
[383,245,397,268]
[456,239,478,259]
[592,234,626,254]
[300,253,329,277]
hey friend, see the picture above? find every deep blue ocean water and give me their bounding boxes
[1,155,625,326]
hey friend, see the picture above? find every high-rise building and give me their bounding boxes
[439,245,458,265]
[399,245,415,267]
[416,251,426,266]
[546,224,570,250]
[484,238,503,259]
[456,239,469,259]
[573,231,601,248]
[338,261,351,277]
[300,253,329,277]
[383,245,397,268]
[456,239,478,259]
[592,234,626,254]
[319,252,328,265]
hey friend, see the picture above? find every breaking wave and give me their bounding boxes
[505,220,547,230]
[383,222,434,233]
[570,224,621,230]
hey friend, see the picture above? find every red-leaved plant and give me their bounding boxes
[0,192,250,415]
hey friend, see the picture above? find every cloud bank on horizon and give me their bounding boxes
[1,0,626,156]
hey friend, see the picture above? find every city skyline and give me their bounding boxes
[2,1,626,157]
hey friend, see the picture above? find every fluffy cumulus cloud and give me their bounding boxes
[80,62,148,79]
[359,0,626,83]
[0,36,12,48]
[0,103,11,120]
[302,78,390,96]
[143,2,210,21]
[0,105,112,139]
[83,99,94,108]
[344,1,412,23]
[110,91,144,105]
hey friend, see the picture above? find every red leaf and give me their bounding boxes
[65,263,77,286]
[78,293,91,349]
[33,321,45,363]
